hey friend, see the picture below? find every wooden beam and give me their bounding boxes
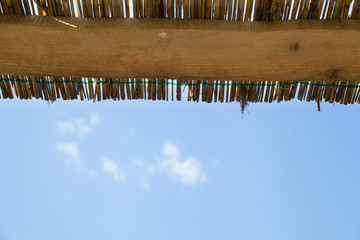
[0,15,360,82]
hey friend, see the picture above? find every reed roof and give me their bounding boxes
[0,0,360,108]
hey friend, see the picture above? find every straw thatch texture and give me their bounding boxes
[0,0,359,106]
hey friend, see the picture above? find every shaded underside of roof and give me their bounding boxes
[0,0,360,106]
[1,0,359,20]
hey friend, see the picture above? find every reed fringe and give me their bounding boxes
[1,76,359,106]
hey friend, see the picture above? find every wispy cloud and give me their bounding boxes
[103,157,126,183]
[133,159,145,168]
[57,143,96,177]
[57,143,81,165]
[158,141,206,184]
[132,142,206,187]
[133,159,155,174]
[56,114,100,177]
[56,121,76,134]
[138,178,151,190]
[56,112,100,137]
[90,112,100,125]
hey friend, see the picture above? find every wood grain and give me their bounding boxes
[0,15,359,83]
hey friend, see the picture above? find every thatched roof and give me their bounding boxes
[0,0,359,108]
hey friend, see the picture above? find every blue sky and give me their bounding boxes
[0,98,359,240]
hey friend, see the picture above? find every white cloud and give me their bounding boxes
[56,112,100,137]
[171,157,206,184]
[158,142,206,184]
[57,143,96,177]
[56,122,76,134]
[138,178,151,190]
[147,166,155,175]
[133,159,155,189]
[103,158,126,183]
[90,112,100,125]
[75,119,92,136]
[57,143,81,164]
[132,142,206,188]
[56,140,205,187]
[133,159,145,168]
[163,141,180,158]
